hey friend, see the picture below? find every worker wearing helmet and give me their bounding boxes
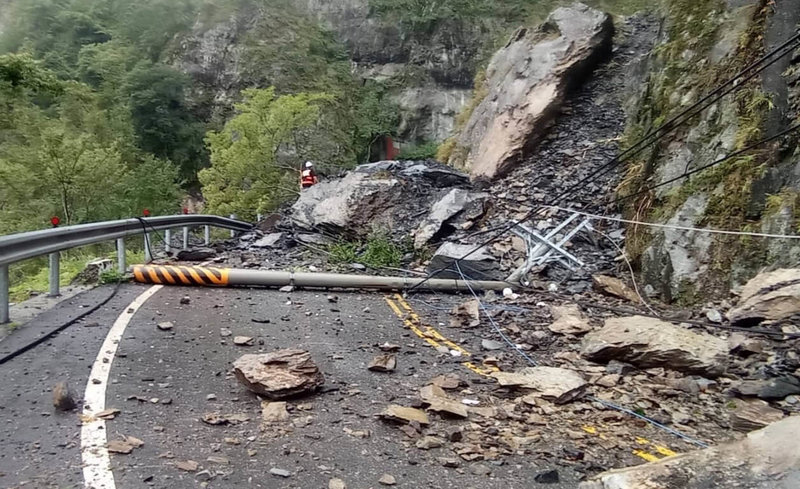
[300,161,319,189]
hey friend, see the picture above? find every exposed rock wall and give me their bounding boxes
[621,0,800,302]
[170,0,485,143]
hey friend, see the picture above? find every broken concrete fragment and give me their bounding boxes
[234,336,255,346]
[379,405,430,425]
[368,354,397,372]
[492,367,587,404]
[53,382,76,412]
[592,275,640,304]
[261,401,290,423]
[378,474,397,486]
[581,416,800,489]
[730,399,785,432]
[728,268,800,325]
[233,349,324,400]
[548,304,593,335]
[582,316,728,377]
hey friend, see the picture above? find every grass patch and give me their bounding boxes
[328,231,406,269]
[397,141,439,161]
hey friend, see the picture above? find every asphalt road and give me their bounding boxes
[0,284,581,489]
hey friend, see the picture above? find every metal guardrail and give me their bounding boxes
[0,215,253,324]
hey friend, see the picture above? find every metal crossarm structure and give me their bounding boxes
[507,213,594,284]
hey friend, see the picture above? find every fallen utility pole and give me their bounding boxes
[132,265,512,292]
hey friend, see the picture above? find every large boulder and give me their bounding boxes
[233,349,324,400]
[728,269,800,325]
[427,242,500,280]
[581,316,728,377]
[413,189,489,249]
[580,416,800,489]
[449,2,613,181]
[290,160,471,238]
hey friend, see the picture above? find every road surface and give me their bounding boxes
[0,283,583,489]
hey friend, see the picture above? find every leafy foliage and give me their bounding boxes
[398,141,439,161]
[199,88,333,218]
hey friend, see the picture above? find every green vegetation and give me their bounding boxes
[398,141,439,161]
[328,231,405,269]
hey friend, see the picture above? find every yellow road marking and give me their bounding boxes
[385,295,501,377]
[633,450,661,463]
[584,426,679,462]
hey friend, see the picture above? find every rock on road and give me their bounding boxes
[0,284,578,488]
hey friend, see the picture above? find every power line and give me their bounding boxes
[546,204,800,239]
[609,122,800,206]
[406,33,800,294]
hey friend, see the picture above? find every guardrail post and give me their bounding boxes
[117,238,126,274]
[144,233,152,262]
[165,229,172,254]
[48,252,60,297]
[0,265,9,324]
[230,215,237,238]
[204,226,210,245]
[182,227,189,250]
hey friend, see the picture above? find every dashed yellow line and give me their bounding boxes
[583,426,680,462]
[384,295,499,377]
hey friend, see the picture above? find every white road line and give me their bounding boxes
[81,285,163,489]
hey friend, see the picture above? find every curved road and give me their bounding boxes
[0,283,582,489]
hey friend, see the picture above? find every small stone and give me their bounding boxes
[379,405,429,425]
[53,382,76,412]
[234,336,255,346]
[595,374,621,388]
[327,295,339,303]
[379,343,401,352]
[470,464,492,476]
[279,285,294,293]
[261,401,290,423]
[415,436,444,450]
[378,474,396,486]
[220,328,232,337]
[368,354,397,372]
[535,469,560,484]
[180,296,191,305]
[224,437,241,445]
[157,322,174,331]
[207,456,230,465]
[206,394,217,401]
[176,460,199,472]
[270,468,291,478]
[329,479,347,489]
[481,339,504,351]
[439,457,461,468]
[431,374,462,390]
[95,408,121,420]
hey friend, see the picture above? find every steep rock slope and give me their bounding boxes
[621,0,800,302]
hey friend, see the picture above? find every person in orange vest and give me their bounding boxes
[300,161,319,189]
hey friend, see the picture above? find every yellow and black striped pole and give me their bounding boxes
[133,265,230,287]
[131,265,512,292]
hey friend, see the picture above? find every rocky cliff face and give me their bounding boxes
[621,0,800,302]
[170,0,485,143]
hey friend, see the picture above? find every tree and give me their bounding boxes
[199,87,332,218]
